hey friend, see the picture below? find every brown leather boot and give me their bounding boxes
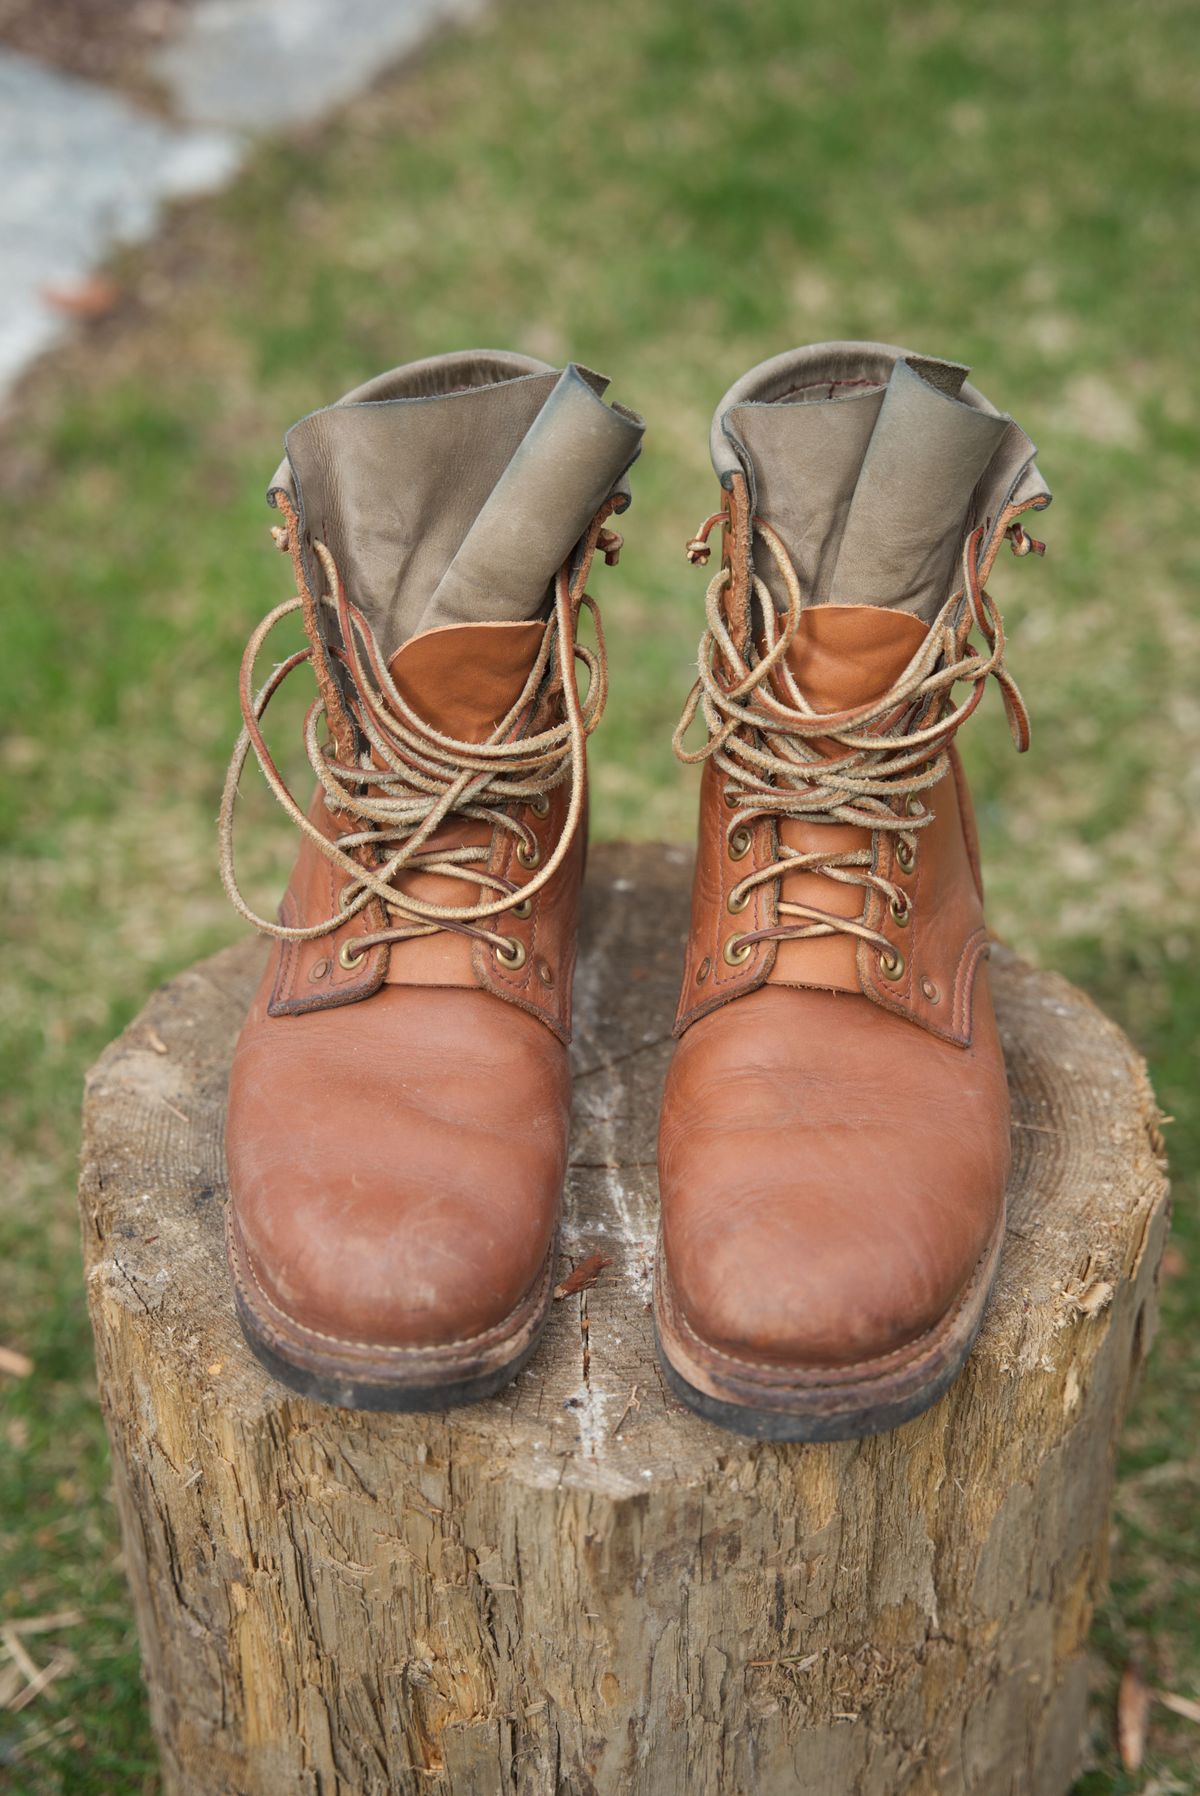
[219,353,642,1409]
[655,341,1049,1440]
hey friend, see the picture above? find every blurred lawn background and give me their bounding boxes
[1,0,1197,1788]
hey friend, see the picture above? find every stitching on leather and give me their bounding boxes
[271,843,389,1014]
[860,908,983,1049]
[475,792,572,1029]
[952,928,987,1036]
[230,1214,552,1356]
[950,747,985,903]
[776,377,884,402]
[273,891,297,1005]
[663,1225,996,1384]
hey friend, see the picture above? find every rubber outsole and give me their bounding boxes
[653,1212,1005,1443]
[226,1207,556,1414]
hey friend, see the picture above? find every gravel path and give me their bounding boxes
[156,0,481,130]
[0,0,477,404]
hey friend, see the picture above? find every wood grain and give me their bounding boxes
[78,844,1169,1796]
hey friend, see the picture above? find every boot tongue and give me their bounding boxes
[375,621,547,921]
[272,357,643,660]
[722,344,1047,622]
[385,620,546,745]
[780,603,929,715]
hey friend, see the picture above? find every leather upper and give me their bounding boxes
[660,571,1014,1374]
[271,356,642,657]
[227,617,583,1352]
[222,349,641,1369]
[659,981,1009,1366]
[228,975,570,1349]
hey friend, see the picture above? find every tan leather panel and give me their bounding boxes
[381,620,549,994]
[388,619,548,742]
[268,788,388,1014]
[855,748,987,1046]
[269,618,587,1024]
[766,833,864,992]
[766,605,929,994]
[473,777,582,1042]
[673,758,776,1035]
[775,602,927,711]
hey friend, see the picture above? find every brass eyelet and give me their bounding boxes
[338,939,366,971]
[517,839,541,869]
[723,789,740,810]
[530,793,551,818]
[728,826,752,862]
[889,895,911,928]
[879,948,906,982]
[510,896,533,920]
[338,883,357,911]
[905,794,924,818]
[495,937,527,971]
[723,934,753,967]
[727,885,750,915]
[896,841,916,873]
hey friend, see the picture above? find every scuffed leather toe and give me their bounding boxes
[227,981,570,1351]
[657,984,1010,1370]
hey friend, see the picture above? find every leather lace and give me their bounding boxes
[219,514,613,964]
[673,511,1032,964]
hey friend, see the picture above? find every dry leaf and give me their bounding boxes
[553,1251,611,1300]
[0,1346,33,1378]
[1117,1660,1151,1770]
[41,276,121,319]
[1156,1688,1200,1725]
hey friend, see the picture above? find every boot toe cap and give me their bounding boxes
[227,986,570,1353]
[658,986,1009,1371]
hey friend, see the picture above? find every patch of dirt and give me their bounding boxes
[0,0,194,96]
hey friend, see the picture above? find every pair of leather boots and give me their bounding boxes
[220,341,1048,1442]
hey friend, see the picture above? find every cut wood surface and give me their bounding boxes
[78,843,1170,1796]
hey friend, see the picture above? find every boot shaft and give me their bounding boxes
[221,351,643,1033]
[711,339,1048,620]
[268,351,642,656]
[675,341,1047,1042]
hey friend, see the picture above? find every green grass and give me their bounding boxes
[1,0,1197,1786]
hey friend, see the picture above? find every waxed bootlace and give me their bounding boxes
[674,510,1035,970]
[219,512,616,968]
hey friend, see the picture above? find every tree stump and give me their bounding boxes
[78,844,1169,1796]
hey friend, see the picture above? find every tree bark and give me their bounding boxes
[78,843,1169,1796]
